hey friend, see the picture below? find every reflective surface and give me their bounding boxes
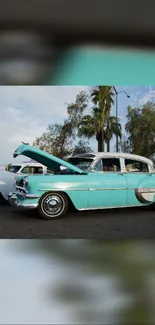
[43,194,64,217]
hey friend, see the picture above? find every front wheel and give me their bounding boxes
[38,192,69,220]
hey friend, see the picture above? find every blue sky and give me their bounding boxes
[0,85,155,164]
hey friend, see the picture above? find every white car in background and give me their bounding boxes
[0,160,50,202]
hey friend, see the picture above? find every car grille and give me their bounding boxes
[19,178,24,187]
[16,178,24,187]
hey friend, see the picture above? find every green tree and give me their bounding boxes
[33,90,93,158]
[33,122,73,159]
[121,102,155,157]
[33,123,93,159]
[72,140,93,155]
[66,90,89,134]
[91,86,115,151]
[104,116,122,152]
[78,86,117,152]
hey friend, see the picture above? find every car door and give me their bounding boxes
[88,157,128,208]
[123,158,151,206]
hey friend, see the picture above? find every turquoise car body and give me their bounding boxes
[8,144,155,214]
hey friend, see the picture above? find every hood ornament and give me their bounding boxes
[21,142,29,145]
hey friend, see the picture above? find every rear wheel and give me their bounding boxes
[38,192,68,220]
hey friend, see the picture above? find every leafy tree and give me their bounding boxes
[33,123,93,159]
[66,91,89,133]
[72,140,93,155]
[121,102,155,157]
[33,122,73,159]
[33,87,122,156]
[33,90,93,158]
[119,135,132,153]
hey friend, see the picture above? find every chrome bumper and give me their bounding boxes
[8,190,39,209]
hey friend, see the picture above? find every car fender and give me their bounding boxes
[29,174,90,210]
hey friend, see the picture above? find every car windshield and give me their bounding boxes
[68,158,94,171]
[8,165,21,173]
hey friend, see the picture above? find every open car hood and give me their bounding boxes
[13,144,86,174]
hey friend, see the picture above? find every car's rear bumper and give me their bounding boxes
[8,191,39,209]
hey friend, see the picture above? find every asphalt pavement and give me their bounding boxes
[0,199,155,239]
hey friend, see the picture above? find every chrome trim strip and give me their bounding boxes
[38,187,136,191]
[25,194,40,199]
[8,191,39,200]
[15,186,28,193]
[38,188,88,191]
[8,193,38,209]
[78,204,145,211]
[124,172,155,174]
[88,187,135,191]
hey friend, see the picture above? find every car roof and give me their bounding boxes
[70,152,154,165]
[10,162,45,167]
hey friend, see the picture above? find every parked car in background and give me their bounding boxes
[6,160,49,174]
[0,159,52,202]
[8,143,155,219]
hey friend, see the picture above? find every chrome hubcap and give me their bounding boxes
[43,194,64,217]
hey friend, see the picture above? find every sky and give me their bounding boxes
[0,85,155,164]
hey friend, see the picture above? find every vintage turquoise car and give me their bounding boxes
[8,143,155,220]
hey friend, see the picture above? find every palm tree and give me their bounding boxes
[78,86,115,152]
[78,107,102,152]
[104,116,122,152]
[91,86,114,151]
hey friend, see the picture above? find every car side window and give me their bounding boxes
[21,166,43,174]
[33,167,43,174]
[93,159,103,171]
[124,159,149,172]
[21,166,30,174]
[101,158,121,172]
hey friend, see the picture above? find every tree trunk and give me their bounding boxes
[97,131,104,152]
[107,140,110,152]
[98,135,103,152]
[102,132,104,152]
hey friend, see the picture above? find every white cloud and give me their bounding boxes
[0,86,86,164]
[139,89,155,105]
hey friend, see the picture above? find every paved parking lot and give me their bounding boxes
[0,200,155,239]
